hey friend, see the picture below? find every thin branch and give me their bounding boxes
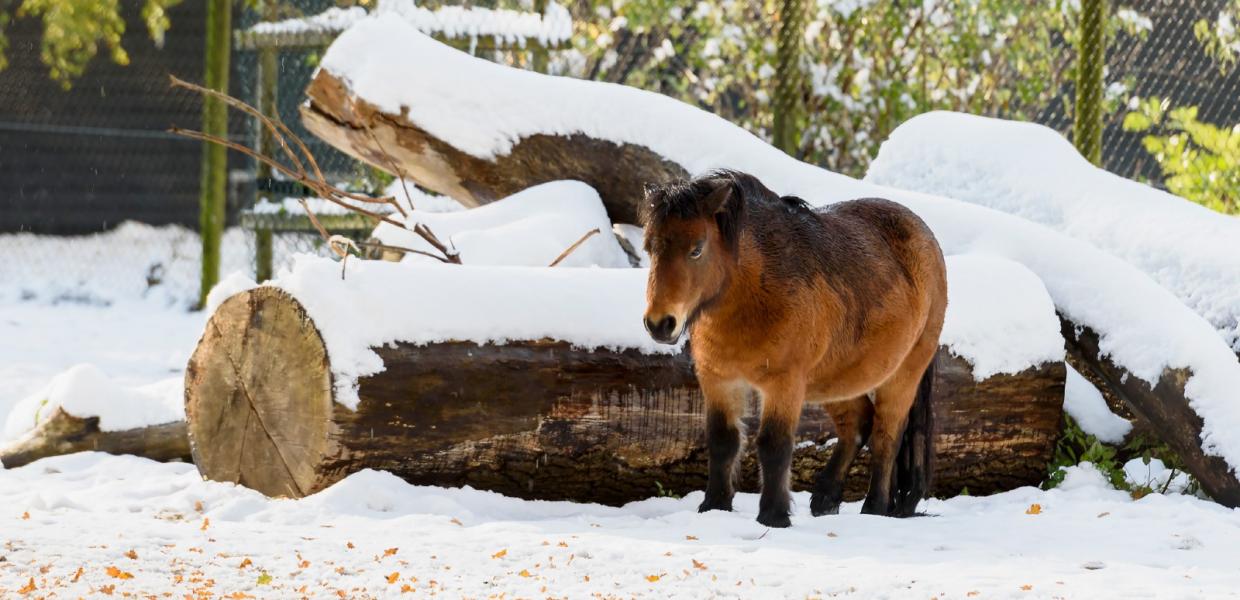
[548,228,601,267]
[355,240,456,264]
[167,77,461,265]
[363,120,415,215]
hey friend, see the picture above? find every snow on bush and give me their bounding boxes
[1,364,183,443]
[866,111,1240,352]
[373,180,631,268]
[247,0,574,47]
[318,18,1240,473]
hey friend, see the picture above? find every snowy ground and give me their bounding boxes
[3,454,1239,599]
[2,279,1238,598]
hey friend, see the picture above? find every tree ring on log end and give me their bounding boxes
[185,287,332,498]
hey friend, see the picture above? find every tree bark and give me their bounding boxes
[301,71,686,225]
[1061,318,1240,506]
[0,409,190,469]
[185,287,1064,504]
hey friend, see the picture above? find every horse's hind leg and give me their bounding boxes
[810,396,873,516]
[698,376,746,513]
[861,346,934,516]
[755,377,806,528]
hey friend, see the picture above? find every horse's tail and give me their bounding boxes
[891,356,935,517]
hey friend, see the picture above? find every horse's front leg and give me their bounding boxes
[755,376,806,528]
[698,375,745,513]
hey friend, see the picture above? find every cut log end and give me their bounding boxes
[184,287,333,497]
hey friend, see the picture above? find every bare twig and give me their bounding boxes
[168,76,461,265]
[355,240,460,263]
[548,228,601,267]
[363,120,415,215]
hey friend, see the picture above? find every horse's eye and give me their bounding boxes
[688,241,705,260]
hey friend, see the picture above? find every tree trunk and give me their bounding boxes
[184,287,1064,504]
[0,409,190,469]
[301,71,687,225]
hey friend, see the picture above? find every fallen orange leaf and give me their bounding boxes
[238,558,252,569]
[583,575,590,582]
[967,592,980,597]
[692,559,708,571]
[20,511,29,520]
[194,501,204,513]
[646,574,661,582]
[400,584,413,593]
[518,569,532,578]
[685,535,698,541]
[100,584,116,595]
[71,566,84,583]
[200,518,210,531]
[1021,584,1034,591]
[384,547,399,557]
[346,542,355,549]
[1026,504,1042,515]
[18,577,35,594]
[125,549,138,560]
[106,565,134,579]
[298,559,310,569]
[557,541,568,548]
[386,572,400,584]
[450,517,463,526]
[491,549,507,559]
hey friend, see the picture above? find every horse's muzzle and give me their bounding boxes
[643,314,681,344]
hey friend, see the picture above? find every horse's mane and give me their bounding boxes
[642,169,790,251]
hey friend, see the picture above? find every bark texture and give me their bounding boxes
[301,71,686,225]
[185,288,1064,504]
[0,409,189,469]
[1062,318,1240,506]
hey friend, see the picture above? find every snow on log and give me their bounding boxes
[185,281,1063,502]
[299,19,1240,505]
[0,364,190,468]
[867,112,1240,356]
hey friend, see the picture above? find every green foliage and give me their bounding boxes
[1123,97,1240,215]
[0,0,183,88]
[1044,414,1198,498]
[654,481,682,499]
[565,0,1146,176]
[1193,0,1240,73]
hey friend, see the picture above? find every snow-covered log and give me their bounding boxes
[298,19,1240,506]
[0,409,189,469]
[185,284,1063,502]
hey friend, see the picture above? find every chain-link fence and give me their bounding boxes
[1,0,1236,308]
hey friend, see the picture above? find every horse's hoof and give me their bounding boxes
[809,492,841,517]
[859,498,888,516]
[756,511,792,528]
[698,498,733,513]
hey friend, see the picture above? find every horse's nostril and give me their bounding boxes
[643,315,679,341]
[659,316,677,336]
[643,317,657,334]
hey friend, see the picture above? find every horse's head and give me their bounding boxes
[640,172,744,344]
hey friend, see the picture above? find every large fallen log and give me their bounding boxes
[185,287,1064,504]
[299,37,1240,506]
[1062,320,1240,506]
[0,409,190,469]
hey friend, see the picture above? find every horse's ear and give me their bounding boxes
[703,182,733,215]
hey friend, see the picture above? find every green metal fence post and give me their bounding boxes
[198,0,233,308]
[1074,0,1108,166]
[773,0,808,155]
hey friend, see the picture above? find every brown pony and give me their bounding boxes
[641,170,947,527]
